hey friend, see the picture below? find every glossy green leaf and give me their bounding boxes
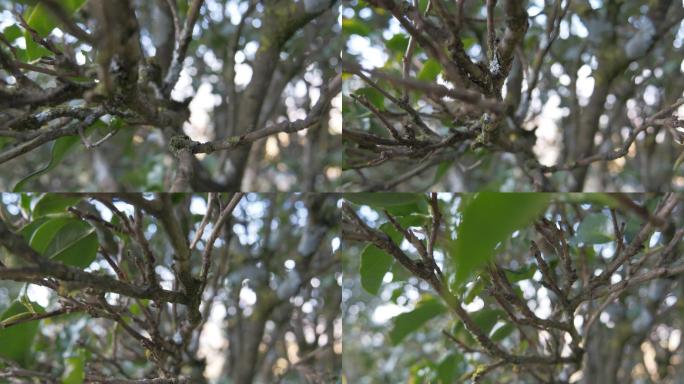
[32,194,82,218]
[62,348,87,384]
[449,193,551,286]
[417,58,442,81]
[13,135,80,191]
[345,193,420,208]
[20,193,32,216]
[575,212,613,244]
[0,300,44,367]
[360,245,393,295]
[44,220,98,268]
[437,352,463,384]
[29,217,73,253]
[20,217,49,241]
[389,296,446,345]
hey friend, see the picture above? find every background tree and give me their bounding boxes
[342,193,684,383]
[0,0,341,192]
[0,192,341,383]
[342,0,684,192]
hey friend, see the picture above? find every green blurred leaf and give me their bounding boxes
[0,300,44,367]
[386,34,409,52]
[417,59,442,81]
[490,322,515,342]
[342,18,371,36]
[354,87,385,109]
[360,245,393,295]
[44,220,98,268]
[462,36,476,50]
[23,0,88,61]
[504,264,537,283]
[32,194,82,218]
[384,199,429,217]
[418,0,429,13]
[437,352,463,384]
[389,296,446,345]
[380,222,403,244]
[449,193,551,286]
[2,25,23,42]
[471,309,503,335]
[463,278,485,304]
[62,348,87,384]
[575,212,613,245]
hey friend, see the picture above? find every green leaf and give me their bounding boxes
[448,193,551,286]
[386,34,409,53]
[0,300,44,367]
[2,25,23,42]
[33,194,82,218]
[23,0,88,61]
[418,0,429,13]
[463,278,485,304]
[354,87,385,109]
[25,1,88,35]
[20,193,32,216]
[561,193,616,207]
[19,217,49,241]
[575,212,613,245]
[379,222,402,244]
[360,245,394,295]
[462,36,476,50]
[342,18,371,36]
[44,220,98,268]
[437,352,463,384]
[490,322,515,342]
[389,296,446,345]
[417,59,442,81]
[62,348,87,384]
[29,217,73,253]
[345,193,420,208]
[13,135,80,191]
[471,309,503,335]
[129,300,148,316]
[24,37,52,62]
[504,264,537,283]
